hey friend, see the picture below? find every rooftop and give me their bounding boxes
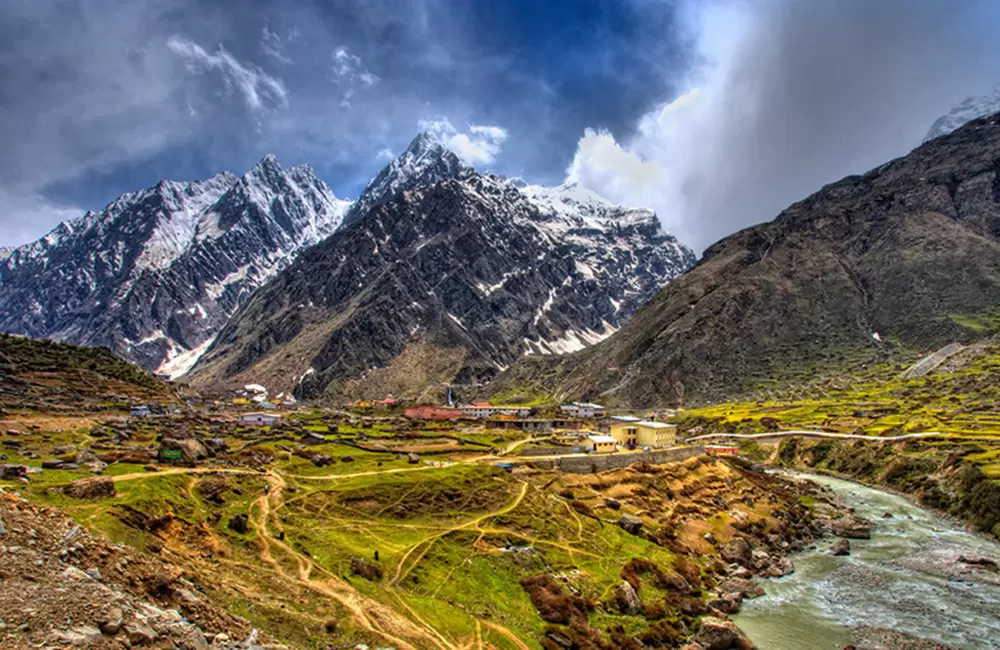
[635,421,674,428]
[587,434,617,443]
[609,415,641,422]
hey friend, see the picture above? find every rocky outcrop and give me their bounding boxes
[831,514,875,539]
[64,477,116,500]
[692,617,756,650]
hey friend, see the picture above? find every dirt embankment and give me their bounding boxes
[0,493,284,649]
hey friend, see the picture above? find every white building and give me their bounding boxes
[461,404,531,419]
[239,412,282,426]
[560,402,606,418]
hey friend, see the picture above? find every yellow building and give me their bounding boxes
[609,420,677,449]
[585,434,618,453]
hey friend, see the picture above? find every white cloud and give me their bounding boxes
[333,46,379,85]
[260,26,292,65]
[419,118,509,165]
[168,36,288,113]
[375,147,395,161]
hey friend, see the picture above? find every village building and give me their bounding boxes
[485,418,584,432]
[585,434,617,453]
[239,412,282,426]
[705,445,740,456]
[608,420,678,449]
[559,402,606,418]
[129,405,150,417]
[405,405,464,420]
[461,403,531,419]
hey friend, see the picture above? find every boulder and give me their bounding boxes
[615,580,641,614]
[707,593,743,614]
[831,515,873,539]
[0,463,28,480]
[617,514,644,535]
[203,438,228,455]
[750,548,771,570]
[407,452,420,464]
[160,437,208,463]
[764,557,795,577]
[75,449,99,465]
[604,497,621,510]
[123,621,159,645]
[65,476,116,499]
[693,616,756,650]
[300,432,327,446]
[227,514,249,534]
[830,539,851,556]
[96,607,124,635]
[720,538,752,566]
[42,458,68,469]
[718,578,765,599]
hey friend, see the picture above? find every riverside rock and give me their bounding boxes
[692,616,756,650]
[830,539,852,556]
[721,538,752,566]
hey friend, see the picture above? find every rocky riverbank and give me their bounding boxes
[733,472,1000,650]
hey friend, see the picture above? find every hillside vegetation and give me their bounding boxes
[0,334,172,410]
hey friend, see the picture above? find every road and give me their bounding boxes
[686,430,947,443]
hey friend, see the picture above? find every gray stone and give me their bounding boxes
[830,539,851,556]
[615,580,641,614]
[692,616,755,650]
[617,514,644,535]
[124,621,159,645]
[721,537,752,566]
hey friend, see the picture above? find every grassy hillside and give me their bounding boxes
[0,333,172,410]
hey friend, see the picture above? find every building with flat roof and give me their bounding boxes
[586,434,617,453]
[609,420,677,449]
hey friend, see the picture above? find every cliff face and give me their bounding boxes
[494,112,1000,407]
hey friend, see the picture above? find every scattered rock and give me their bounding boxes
[349,556,383,581]
[718,578,765,599]
[831,515,873,539]
[300,432,327,446]
[830,539,851,556]
[692,616,756,650]
[124,621,159,645]
[703,532,717,545]
[615,580,641,614]
[604,497,621,510]
[407,452,420,464]
[617,513,644,535]
[96,607,124,635]
[0,464,27,481]
[64,476,116,499]
[228,514,249,534]
[56,625,104,646]
[720,537,752,566]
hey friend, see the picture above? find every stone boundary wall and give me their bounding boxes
[525,445,704,473]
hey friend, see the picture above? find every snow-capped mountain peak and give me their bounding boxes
[924,86,1000,142]
[343,131,475,225]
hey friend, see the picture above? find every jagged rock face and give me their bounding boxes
[0,156,350,376]
[925,87,1000,142]
[495,112,1000,407]
[342,132,474,226]
[188,168,694,400]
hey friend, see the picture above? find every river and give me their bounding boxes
[733,473,1000,650]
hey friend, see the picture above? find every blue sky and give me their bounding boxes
[4,0,1000,250]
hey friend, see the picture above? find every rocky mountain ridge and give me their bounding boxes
[0,157,350,377]
[186,136,695,400]
[489,111,1000,407]
[925,86,1000,142]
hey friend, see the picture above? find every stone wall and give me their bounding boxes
[525,445,704,473]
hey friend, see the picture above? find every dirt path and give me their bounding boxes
[249,470,449,650]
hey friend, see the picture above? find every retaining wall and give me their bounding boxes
[525,445,704,473]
